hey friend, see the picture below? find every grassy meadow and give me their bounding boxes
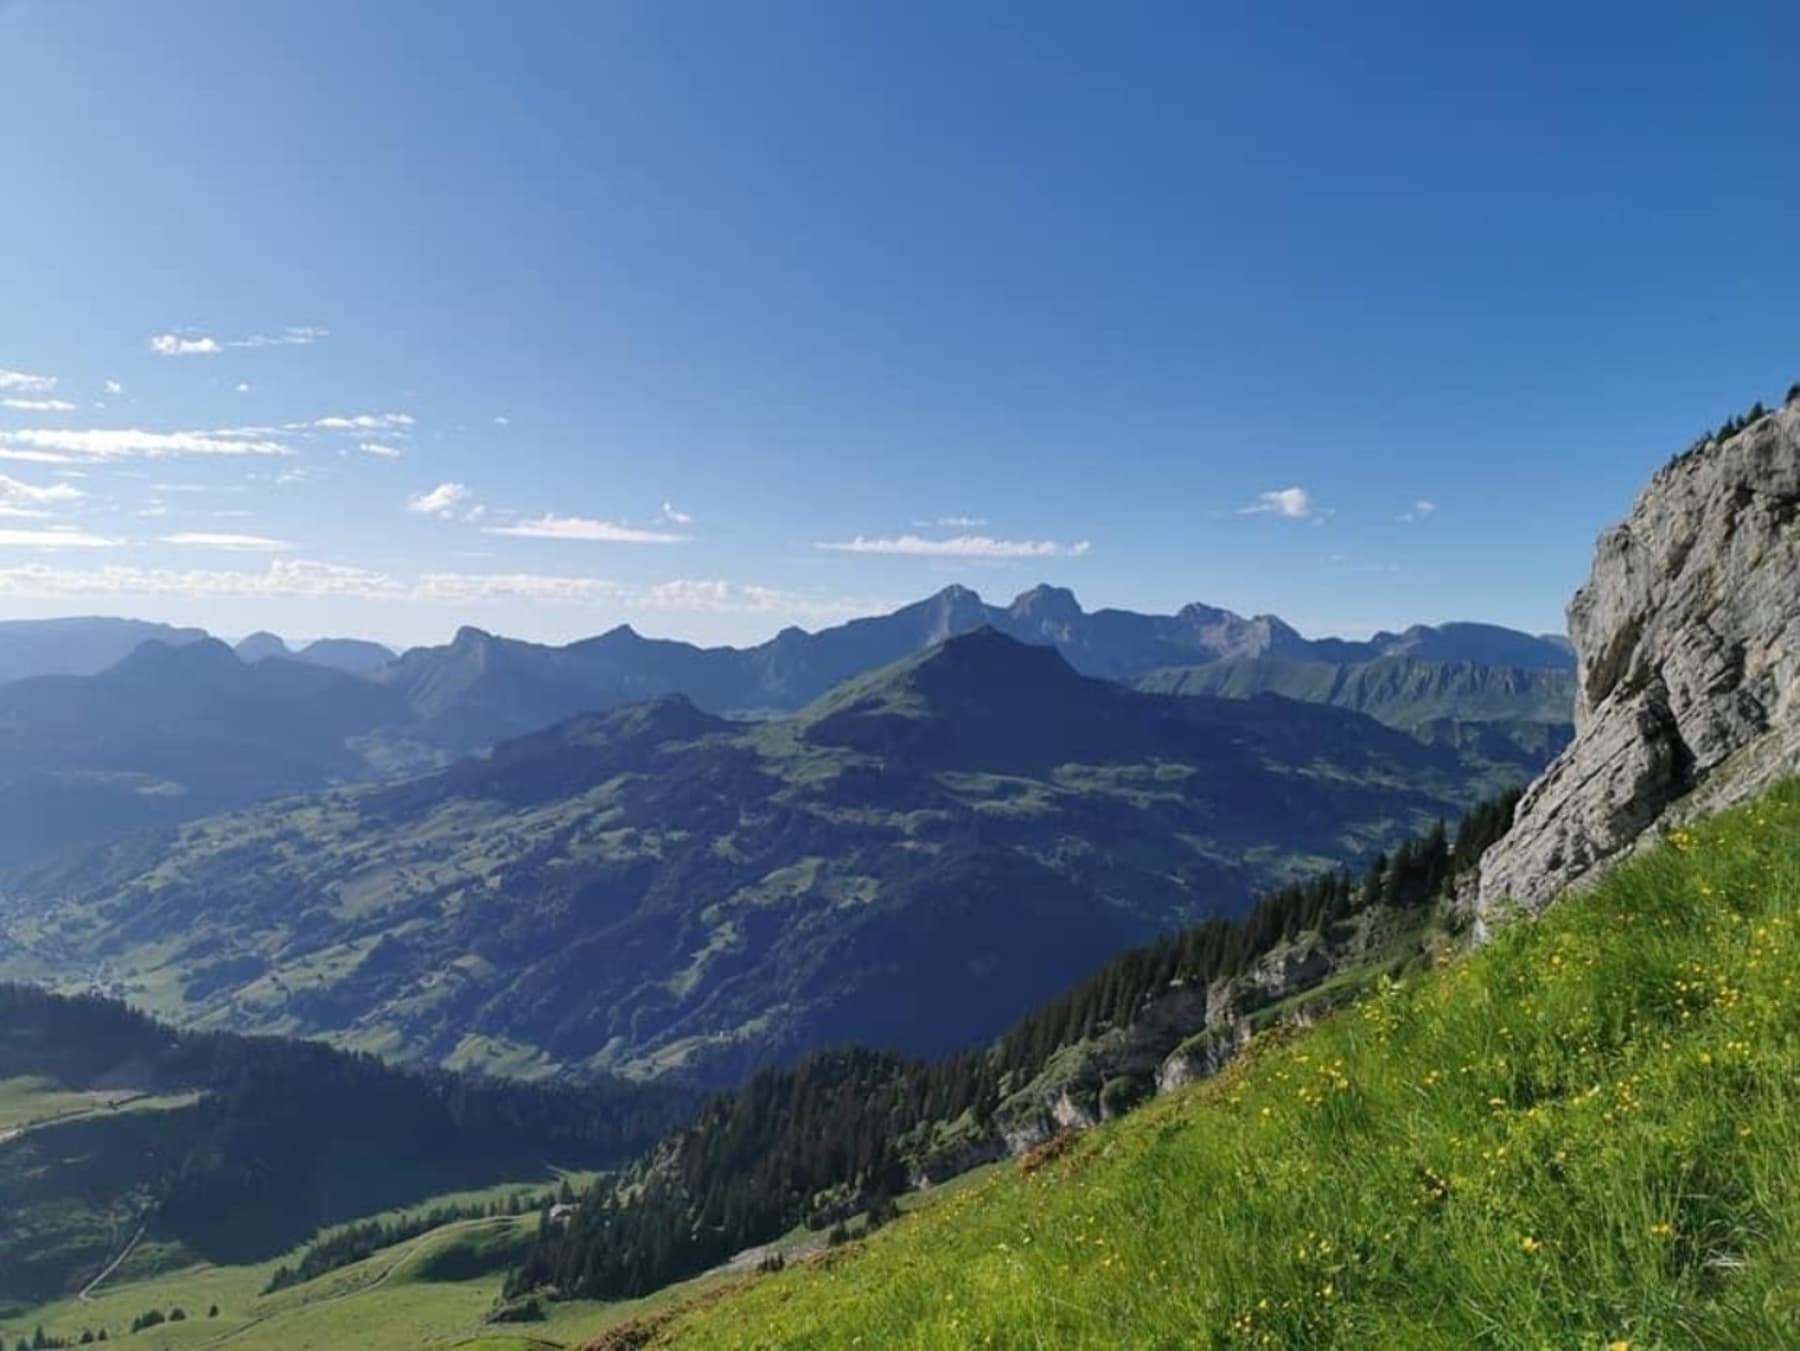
[631,781,1800,1347]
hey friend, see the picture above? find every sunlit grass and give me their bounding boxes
[649,781,1800,1348]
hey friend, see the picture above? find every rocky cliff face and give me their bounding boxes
[1478,402,1800,919]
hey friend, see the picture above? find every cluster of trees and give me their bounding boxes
[13,1328,103,1350]
[509,792,1523,1304]
[1674,381,1797,467]
[8,1308,214,1348]
[0,985,693,1279]
[505,1048,918,1300]
[264,1182,573,1292]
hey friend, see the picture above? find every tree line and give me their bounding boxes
[0,983,694,1292]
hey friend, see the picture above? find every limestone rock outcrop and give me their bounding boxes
[1478,402,1800,919]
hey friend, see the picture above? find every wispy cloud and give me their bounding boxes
[158,531,293,553]
[231,326,329,349]
[357,442,405,459]
[0,427,288,459]
[0,474,83,518]
[310,412,414,432]
[0,369,57,393]
[1,398,77,412]
[484,513,691,544]
[921,514,987,528]
[659,501,694,526]
[633,579,877,622]
[150,326,328,357]
[0,449,78,465]
[0,561,877,627]
[103,380,123,395]
[0,559,403,601]
[1238,486,1318,520]
[149,332,223,357]
[1397,498,1439,523]
[814,533,1091,559]
[0,526,124,549]
[235,382,252,394]
[407,482,472,517]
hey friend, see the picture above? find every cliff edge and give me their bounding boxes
[1478,398,1800,920]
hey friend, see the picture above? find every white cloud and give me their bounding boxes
[0,558,404,601]
[158,531,293,553]
[151,327,327,356]
[0,369,57,393]
[311,412,413,432]
[0,449,76,465]
[136,504,170,519]
[634,580,877,622]
[484,513,690,544]
[103,380,123,395]
[493,415,511,426]
[0,474,83,512]
[408,482,472,517]
[357,442,405,459]
[813,533,1091,559]
[0,526,124,549]
[149,332,223,357]
[925,514,987,528]
[1238,486,1317,520]
[0,427,287,459]
[231,326,328,349]
[415,571,627,605]
[0,558,881,627]
[659,501,694,526]
[235,382,252,394]
[1397,498,1439,523]
[1,398,77,412]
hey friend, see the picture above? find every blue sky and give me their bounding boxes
[1,0,1796,649]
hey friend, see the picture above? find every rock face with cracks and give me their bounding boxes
[1479,401,1800,920]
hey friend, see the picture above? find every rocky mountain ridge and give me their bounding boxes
[1479,398,1800,918]
[374,585,1573,747]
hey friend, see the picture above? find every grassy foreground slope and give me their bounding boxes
[644,781,1800,1348]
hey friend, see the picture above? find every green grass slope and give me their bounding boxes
[636,781,1800,1348]
[0,1195,655,1351]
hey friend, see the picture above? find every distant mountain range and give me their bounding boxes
[368,584,1573,751]
[0,616,209,684]
[0,639,406,866]
[0,588,1574,870]
[234,630,397,673]
[0,629,1525,1087]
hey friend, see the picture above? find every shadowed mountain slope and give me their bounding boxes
[1,632,1515,1088]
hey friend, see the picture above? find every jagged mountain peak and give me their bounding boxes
[449,624,498,650]
[1008,582,1084,620]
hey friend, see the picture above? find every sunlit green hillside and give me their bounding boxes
[632,782,1800,1348]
